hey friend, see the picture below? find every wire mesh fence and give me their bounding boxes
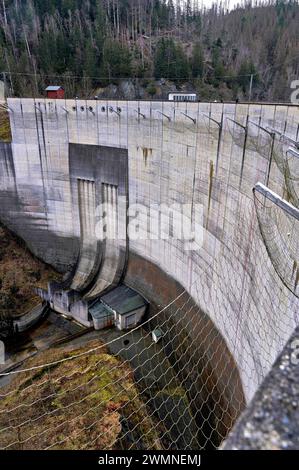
[0,200,297,450]
[0,98,298,450]
[254,187,299,297]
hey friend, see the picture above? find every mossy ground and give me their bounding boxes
[0,339,163,450]
[0,109,11,142]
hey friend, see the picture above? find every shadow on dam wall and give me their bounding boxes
[0,206,79,273]
[124,251,246,448]
[0,142,79,271]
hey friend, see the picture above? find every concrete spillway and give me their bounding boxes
[0,98,298,421]
[86,182,122,297]
[71,178,97,291]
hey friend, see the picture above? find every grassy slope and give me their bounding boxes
[0,339,162,450]
[0,109,11,142]
[0,223,61,318]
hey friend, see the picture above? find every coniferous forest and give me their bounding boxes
[0,0,298,101]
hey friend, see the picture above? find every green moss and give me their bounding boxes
[0,109,11,142]
[0,339,163,450]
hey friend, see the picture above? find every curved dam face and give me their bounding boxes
[0,98,298,420]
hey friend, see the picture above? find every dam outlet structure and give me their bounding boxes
[0,98,298,450]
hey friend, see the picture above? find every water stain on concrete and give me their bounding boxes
[142,147,152,166]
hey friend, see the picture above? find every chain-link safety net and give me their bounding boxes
[0,102,298,451]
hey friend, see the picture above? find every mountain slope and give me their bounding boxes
[0,1,298,101]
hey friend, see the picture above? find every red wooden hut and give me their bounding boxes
[45,86,65,99]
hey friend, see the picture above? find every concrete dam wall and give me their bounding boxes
[0,98,298,419]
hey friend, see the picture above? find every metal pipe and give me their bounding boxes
[201,112,221,127]
[249,120,275,186]
[180,111,196,124]
[34,104,42,113]
[157,110,171,121]
[226,116,249,188]
[200,112,223,173]
[266,133,275,186]
[239,115,249,189]
[215,113,224,173]
[135,109,146,119]
[226,117,246,131]
[249,120,275,137]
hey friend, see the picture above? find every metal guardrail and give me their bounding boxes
[253,182,299,221]
[286,147,299,159]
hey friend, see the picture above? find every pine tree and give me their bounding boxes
[191,42,204,78]
[101,39,132,80]
[154,38,189,80]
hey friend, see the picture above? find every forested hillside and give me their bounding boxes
[0,0,298,101]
